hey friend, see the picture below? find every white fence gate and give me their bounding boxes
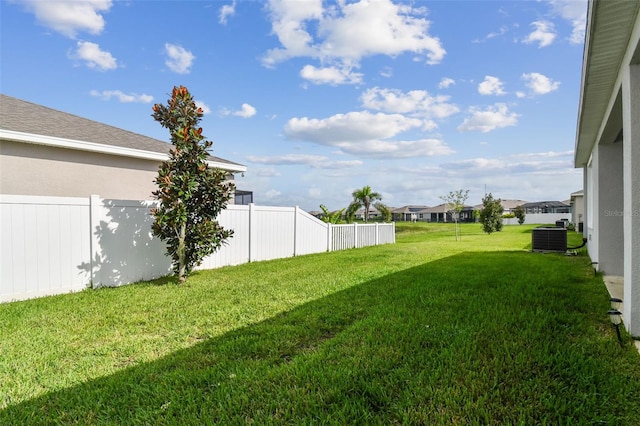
[0,195,395,303]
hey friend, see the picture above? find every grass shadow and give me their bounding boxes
[2,251,639,424]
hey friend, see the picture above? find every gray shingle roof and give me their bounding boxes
[519,201,569,209]
[392,205,430,213]
[0,94,244,169]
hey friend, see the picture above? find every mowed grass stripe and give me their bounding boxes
[1,223,639,424]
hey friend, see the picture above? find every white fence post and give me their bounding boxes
[294,206,299,256]
[375,222,379,245]
[354,223,358,248]
[248,203,256,262]
[89,194,101,288]
[327,223,332,252]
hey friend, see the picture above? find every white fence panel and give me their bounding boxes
[1,195,91,302]
[89,196,171,288]
[331,224,356,251]
[329,223,395,251]
[503,213,572,226]
[199,204,250,269]
[1,196,396,303]
[252,205,296,262]
[378,223,396,244]
[356,224,377,248]
[295,208,329,255]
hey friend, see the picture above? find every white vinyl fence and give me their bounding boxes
[503,213,572,226]
[0,195,395,303]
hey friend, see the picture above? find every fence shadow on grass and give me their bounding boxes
[3,251,639,424]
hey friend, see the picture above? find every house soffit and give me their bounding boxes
[575,0,640,167]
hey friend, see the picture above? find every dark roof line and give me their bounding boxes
[0,94,244,168]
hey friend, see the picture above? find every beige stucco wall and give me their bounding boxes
[0,140,235,201]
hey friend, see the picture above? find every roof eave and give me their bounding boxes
[574,0,596,168]
[0,129,247,173]
[574,0,640,168]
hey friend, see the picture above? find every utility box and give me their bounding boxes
[532,227,567,252]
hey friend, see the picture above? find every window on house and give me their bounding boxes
[234,190,253,205]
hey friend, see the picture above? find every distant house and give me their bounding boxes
[418,204,475,223]
[500,199,528,214]
[472,199,527,215]
[353,207,381,221]
[392,205,430,221]
[574,1,640,336]
[0,94,247,201]
[518,201,571,214]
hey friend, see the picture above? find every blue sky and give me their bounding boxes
[1,0,587,211]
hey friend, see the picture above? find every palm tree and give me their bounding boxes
[349,185,382,222]
[319,204,344,224]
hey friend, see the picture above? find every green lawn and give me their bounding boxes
[1,223,639,424]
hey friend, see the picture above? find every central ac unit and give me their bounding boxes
[532,227,567,252]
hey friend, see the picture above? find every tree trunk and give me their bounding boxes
[177,222,187,283]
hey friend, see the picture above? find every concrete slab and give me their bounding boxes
[603,275,640,353]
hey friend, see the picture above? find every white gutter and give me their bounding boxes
[0,129,247,173]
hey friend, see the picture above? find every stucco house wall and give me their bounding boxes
[1,140,163,200]
[574,0,640,337]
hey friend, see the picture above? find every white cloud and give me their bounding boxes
[265,189,282,199]
[523,20,556,47]
[318,0,445,64]
[333,138,454,158]
[195,100,211,114]
[286,111,422,144]
[222,103,256,118]
[522,72,560,95]
[547,0,587,44]
[262,0,445,83]
[441,155,574,176]
[71,41,117,71]
[285,110,453,158]
[438,77,455,89]
[247,154,363,169]
[478,76,506,96]
[90,90,153,103]
[307,188,323,199]
[442,157,507,171]
[510,150,573,159]
[262,0,323,67]
[457,103,519,133]
[254,168,281,177]
[219,1,236,25]
[486,25,508,40]
[17,0,112,38]
[300,65,363,85]
[361,87,459,119]
[380,67,393,78]
[473,25,508,43]
[236,103,257,118]
[164,43,195,74]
